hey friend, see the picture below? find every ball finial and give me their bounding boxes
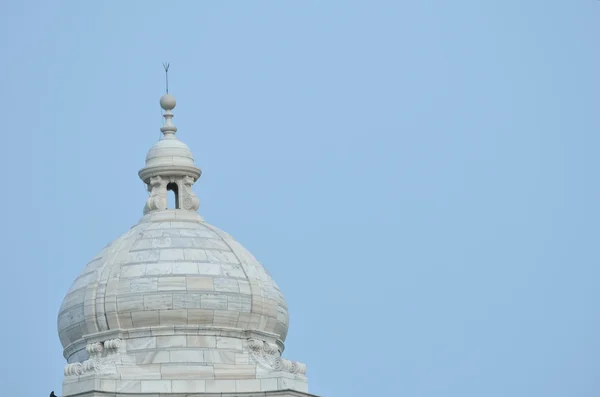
[160,94,176,111]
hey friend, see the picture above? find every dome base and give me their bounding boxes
[61,327,308,396]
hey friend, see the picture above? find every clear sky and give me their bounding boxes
[0,1,599,396]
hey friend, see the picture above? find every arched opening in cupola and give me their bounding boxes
[166,182,179,209]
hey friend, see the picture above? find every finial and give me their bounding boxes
[163,62,170,93]
[160,63,177,138]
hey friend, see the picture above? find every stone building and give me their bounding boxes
[56,89,314,396]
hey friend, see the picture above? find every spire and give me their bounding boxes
[137,65,202,214]
[159,63,177,138]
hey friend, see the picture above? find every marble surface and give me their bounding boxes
[57,93,312,396]
[61,334,308,395]
[58,210,289,353]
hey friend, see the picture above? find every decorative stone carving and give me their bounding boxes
[103,338,121,350]
[246,338,306,375]
[85,342,103,355]
[64,363,84,376]
[63,339,122,377]
[247,339,265,351]
[291,360,307,375]
[144,176,167,214]
[82,359,101,372]
[181,175,200,211]
[273,356,292,372]
[263,341,279,354]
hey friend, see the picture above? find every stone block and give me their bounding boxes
[221,264,246,278]
[130,239,153,251]
[160,364,215,379]
[237,312,252,329]
[227,295,252,312]
[121,264,147,278]
[213,364,255,379]
[213,278,240,292]
[186,276,214,291]
[183,248,208,261]
[144,293,173,310]
[277,377,309,393]
[197,262,223,276]
[213,310,239,327]
[260,378,279,391]
[146,262,173,276]
[158,276,186,291]
[130,277,158,292]
[169,349,205,363]
[126,336,156,351]
[180,228,215,238]
[236,379,261,392]
[117,295,144,312]
[131,310,159,328]
[159,248,185,261]
[62,378,97,395]
[99,380,116,392]
[169,237,196,248]
[159,309,188,325]
[118,312,134,328]
[206,250,239,264]
[142,230,164,238]
[201,294,228,310]
[187,335,216,348]
[172,380,206,393]
[135,351,171,364]
[205,349,236,364]
[216,336,243,350]
[172,262,199,274]
[113,380,141,393]
[173,293,202,309]
[156,335,186,348]
[141,380,172,393]
[188,309,214,324]
[238,279,252,294]
[117,279,131,294]
[235,352,250,365]
[205,379,236,393]
[117,364,161,380]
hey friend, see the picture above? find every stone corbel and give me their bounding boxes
[64,339,121,377]
[246,338,307,375]
[144,176,167,214]
[181,175,200,211]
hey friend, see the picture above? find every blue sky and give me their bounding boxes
[1,1,599,396]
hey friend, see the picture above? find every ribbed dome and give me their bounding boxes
[58,210,289,354]
[57,88,309,396]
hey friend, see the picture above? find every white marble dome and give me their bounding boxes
[57,91,309,396]
[57,210,289,354]
[144,137,196,169]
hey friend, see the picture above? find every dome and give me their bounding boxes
[138,91,201,183]
[145,137,195,168]
[139,135,202,186]
[57,87,308,396]
[58,210,289,354]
